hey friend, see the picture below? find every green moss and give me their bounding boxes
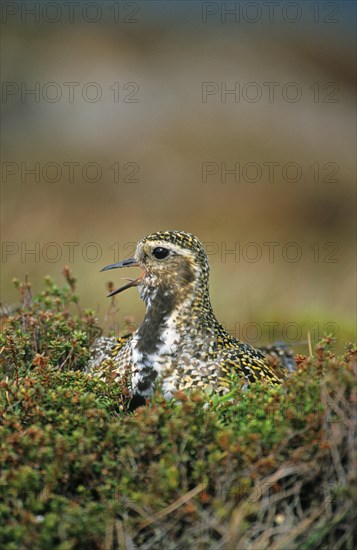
[0,274,356,548]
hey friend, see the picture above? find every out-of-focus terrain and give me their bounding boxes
[1,3,356,347]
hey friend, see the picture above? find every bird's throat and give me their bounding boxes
[136,286,178,355]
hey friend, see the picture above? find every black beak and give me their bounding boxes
[100,257,139,272]
[100,257,142,297]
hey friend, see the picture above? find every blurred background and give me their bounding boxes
[1,1,356,348]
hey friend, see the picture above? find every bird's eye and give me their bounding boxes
[152,247,170,260]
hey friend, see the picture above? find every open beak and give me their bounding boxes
[100,257,142,297]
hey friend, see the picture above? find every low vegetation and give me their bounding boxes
[1,273,356,549]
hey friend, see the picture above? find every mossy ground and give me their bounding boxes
[1,273,356,549]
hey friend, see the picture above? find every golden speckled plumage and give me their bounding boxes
[88,230,292,400]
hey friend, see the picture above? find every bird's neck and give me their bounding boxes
[136,281,217,355]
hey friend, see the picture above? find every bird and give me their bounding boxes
[88,230,293,403]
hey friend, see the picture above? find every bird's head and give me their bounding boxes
[101,230,210,307]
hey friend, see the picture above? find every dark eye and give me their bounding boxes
[153,247,170,260]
